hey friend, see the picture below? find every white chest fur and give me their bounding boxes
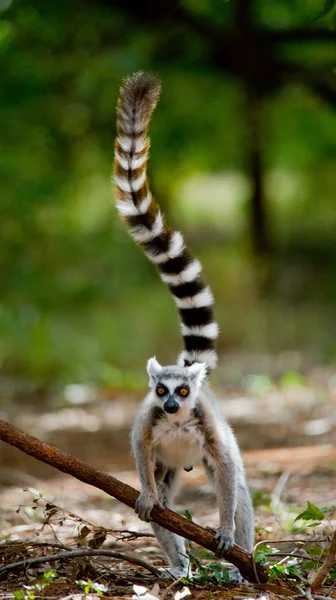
[152,416,204,468]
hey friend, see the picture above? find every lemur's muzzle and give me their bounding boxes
[164,395,180,414]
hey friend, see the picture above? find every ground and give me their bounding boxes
[0,355,335,599]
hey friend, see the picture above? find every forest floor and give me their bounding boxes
[0,354,335,599]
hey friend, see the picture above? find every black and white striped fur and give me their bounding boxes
[114,71,218,371]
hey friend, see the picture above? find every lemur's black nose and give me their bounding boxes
[164,403,179,414]
[164,396,179,413]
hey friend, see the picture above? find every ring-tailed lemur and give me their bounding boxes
[114,72,254,579]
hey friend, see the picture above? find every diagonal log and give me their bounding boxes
[0,418,268,583]
[311,529,336,592]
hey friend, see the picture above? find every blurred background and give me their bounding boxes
[1,0,336,392]
[1,0,336,456]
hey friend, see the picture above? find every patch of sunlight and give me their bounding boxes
[37,175,112,233]
[266,168,309,208]
[176,171,250,231]
[63,383,97,405]
[38,408,100,432]
[66,174,112,232]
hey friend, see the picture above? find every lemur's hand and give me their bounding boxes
[207,527,234,556]
[135,492,164,522]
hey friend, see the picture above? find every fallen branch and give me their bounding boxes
[0,549,160,578]
[0,418,268,584]
[311,529,336,592]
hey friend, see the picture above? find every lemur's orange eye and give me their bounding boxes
[178,386,189,397]
[156,385,166,397]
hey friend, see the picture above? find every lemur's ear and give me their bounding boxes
[147,357,162,384]
[188,362,207,387]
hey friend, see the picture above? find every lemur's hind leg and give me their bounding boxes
[234,484,254,552]
[226,485,254,583]
[151,466,189,579]
[202,457,254,581]
[202,457,253,551]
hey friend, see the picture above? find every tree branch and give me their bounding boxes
[243,88,271,256]
[0,418,268,584]
[284,64,336,109]
[311,529,336,592]
[0,549,161,578]
[270,28,336,43]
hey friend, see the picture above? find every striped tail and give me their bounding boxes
[114,71,218,370]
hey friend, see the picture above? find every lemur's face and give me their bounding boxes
[147,357,206,414]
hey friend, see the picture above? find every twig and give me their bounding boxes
[0,418,269,585]
[277,549,301,564]
[111,529,155,541]
[293,584,308,599]
[0,541,68,551]
[274,552,323,562]
[311,529,336,592]
[290,595,334,600]
[253,539,328,545]
[112,529,154,537]
[0,548,161,578]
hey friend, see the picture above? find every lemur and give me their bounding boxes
[114,72,254,579]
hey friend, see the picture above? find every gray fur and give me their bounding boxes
[131,359,254,579]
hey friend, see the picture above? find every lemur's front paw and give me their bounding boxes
[213,528,234,556]
[135,493,164,522]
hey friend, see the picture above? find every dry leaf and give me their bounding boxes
[174,587,191,600]
[132,584,161,600]
[150,582,161,598]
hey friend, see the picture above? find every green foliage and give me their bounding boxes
[76,579,108,595]
[184,544,231,585]
[294,501,326,523]
[191,561,230,586]
[13,570,57,600]
[255,541,310,584]
[242,374,273,395]
[254,503,336,588]
[14,592,33,600]
[326,567,336,584]
[252,490,271,510]
[255,543,279,565]
[279,371,305,389]
[40,571,57,584]
[269,560,302,581]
